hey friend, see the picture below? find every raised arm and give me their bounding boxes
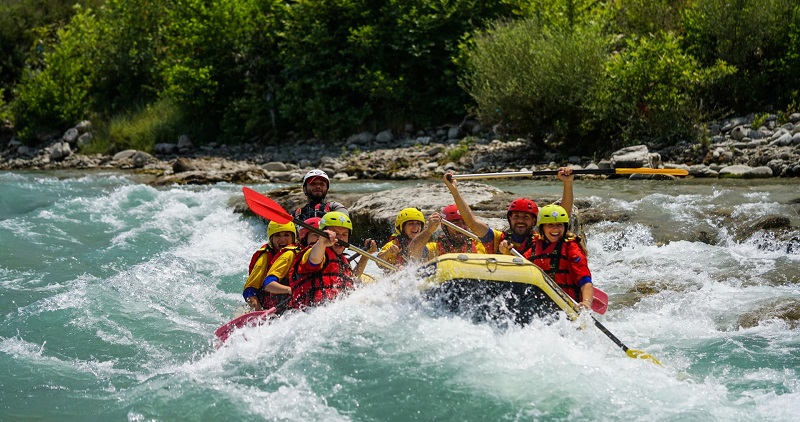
[557,167,575,217]
[443,173,490,238]
[353,238,377,277]
[408,212,441,261]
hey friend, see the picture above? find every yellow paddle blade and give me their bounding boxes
[626,349,663,366]
[615,168,688,176]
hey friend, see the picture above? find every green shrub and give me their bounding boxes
[278,0,522,139]
[585,33,735,149]
[460,18,608,149]
[682,0,800,111]
[84,99,184,154]
[12,12,97,143]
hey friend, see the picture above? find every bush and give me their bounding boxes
[585,33,735,149]
[278,0,522,139]
[83,99,183,154]
[682,0,800,111]
[460,19,608,149]
[12,11,97,143]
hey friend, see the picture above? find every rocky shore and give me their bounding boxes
[3,114,797,280]
[2,113,800,186]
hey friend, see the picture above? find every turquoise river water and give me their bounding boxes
[1,170,799,421]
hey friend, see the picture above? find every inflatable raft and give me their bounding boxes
[418,253,579,325]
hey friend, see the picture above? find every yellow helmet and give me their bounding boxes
[394,207,425,234]
[267,221,297,241]
[537,204,569,225]
[319,211,352,231]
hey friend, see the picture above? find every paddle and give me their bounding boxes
[451,167,688,180]
[214,308,276,344]
[441,219,608,314]
[242,187,397,271]
[510,249,662,366]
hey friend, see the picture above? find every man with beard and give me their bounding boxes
[442,168,574,256]
[293,169,348,221]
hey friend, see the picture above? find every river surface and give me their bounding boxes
[1,170,799,421]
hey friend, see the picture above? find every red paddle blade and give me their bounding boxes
[214,308,275,344]
[592,287,609,315]
[242,187,293,224]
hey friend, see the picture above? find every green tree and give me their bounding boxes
[585,33,735,149]
[460,18,608,151]
[682,0,800,111]
[278,0,522,139]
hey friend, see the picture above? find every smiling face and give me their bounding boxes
[402,220,423,239]
[541,222,565,243]
[327,225,349,255]
[270,231,295,249]
[508,211,536,236]
[304,178,329,202]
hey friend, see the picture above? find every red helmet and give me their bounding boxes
[442,204,463,222]
[298,217,322,244]
[507,198,538,221]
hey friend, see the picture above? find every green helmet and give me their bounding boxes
[537,204,569,225]
[394,207,425,234]
[319,211,353,231]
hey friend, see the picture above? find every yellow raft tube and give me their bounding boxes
[417,253,579,325]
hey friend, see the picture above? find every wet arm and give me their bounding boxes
[444,173,490,237]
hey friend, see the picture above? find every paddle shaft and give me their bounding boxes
[241,187,397,270]
[293,217,398,271]
[510,250,661,365]
[446,220,607,314]
[451,168,688,180]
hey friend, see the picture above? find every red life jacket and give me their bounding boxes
[527,234,586,301]
[386,234,412,268]
[259,246,300,310]
[434,236,481,255]
[293,202,332,221]
[496,230,535,256]
[248,244,276,274]
[289,247,355,309]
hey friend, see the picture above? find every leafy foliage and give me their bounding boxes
[460,18,608,149]
[12,10,97,142]
[682,0,800,110]
[585,33,735,149]
[278,0,522,139]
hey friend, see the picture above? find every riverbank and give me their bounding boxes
[2,114,799,184]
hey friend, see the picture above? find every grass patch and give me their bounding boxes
[82,99,184,154]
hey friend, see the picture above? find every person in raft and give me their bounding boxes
[407,205,486,262]
[442,168,574,256]
[289,211,375,309]
[242,221,299,311]
[293,169,348,221]
[518,204,594,310]
[376,207,426,271]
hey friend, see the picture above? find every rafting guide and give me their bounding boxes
[293,169,348,221]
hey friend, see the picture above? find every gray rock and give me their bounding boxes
[154,143,178,154]
[747,166,773,178]
[375,129,394,143]
[112,150,138,161]
[719,164,754,178]
[62,128,79,144]
[262,161,288,171]
[177,135,193,150]
[132,151,154,168]
[347,131,374,145]
[75,120,92,133]
[50,142,72,160]
[76,133,93,148]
